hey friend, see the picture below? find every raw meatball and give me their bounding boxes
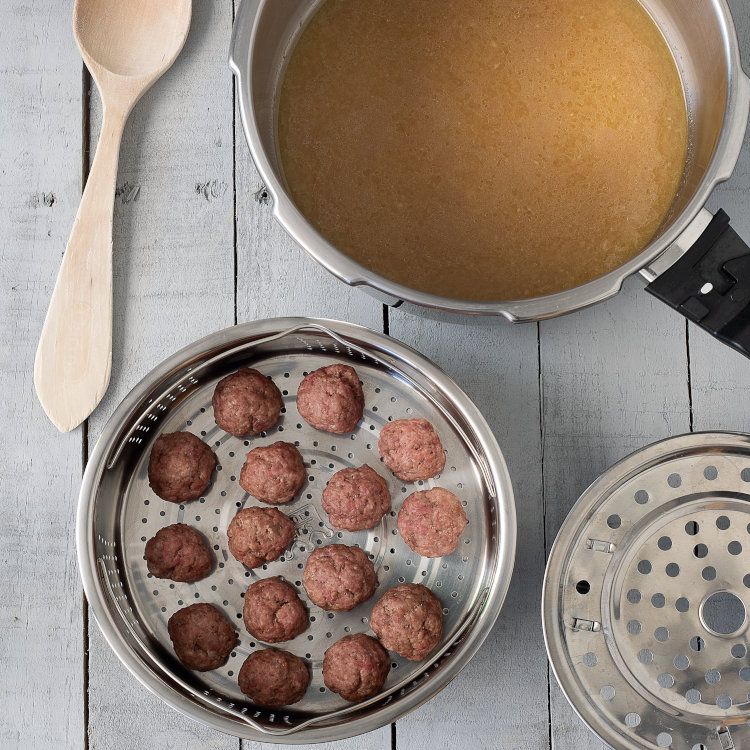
[322,465,391,531]
[148,431,217,503]
[227,506,295,568]
[370,584,443,661]
[297,364,364,433]
[378,419,445,482]
[303,544,378,612]
[323,634,390,702]
[167,603,238,671]
[243,577,309,643]
[238,648,310,706]
[397,488,468,557]
[145,523,213,582]
[239,441,306,504]
[212,367,283,437]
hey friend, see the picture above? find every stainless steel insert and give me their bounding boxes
[544,432,750,750]
[78,318,516,743]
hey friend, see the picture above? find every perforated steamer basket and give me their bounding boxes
[77,317,516,743]
[543,432,750,750]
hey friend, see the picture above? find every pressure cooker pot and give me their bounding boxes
[230,0,750,357]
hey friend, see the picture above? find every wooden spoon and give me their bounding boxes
[34,0,191,432]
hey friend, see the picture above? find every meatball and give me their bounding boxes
[297,364,364,433]
[227,507,295,569]
[397,488,468,557]
[239,441,306,505]
[323,634,390,702]
[322,465,391,531]
[148,431,217,503]
[238,648,310,706]
[144,523,213,582]
[303,544,378,612]
[167,603,238,671]
[212,367,283,437]
[243,577,308,643]
[370,584,443,661]
[378,419,445,482]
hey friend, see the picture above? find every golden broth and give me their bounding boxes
[279,0,688,301]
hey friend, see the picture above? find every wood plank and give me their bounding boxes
[690,0,750,432]
[387,314,549,750]
[540,278,691,748]
[85,2,238,748]
[0,2,85,747]
[234,141,383,330]
[234,55,388,750]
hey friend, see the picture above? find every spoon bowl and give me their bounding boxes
[74,0,191,81]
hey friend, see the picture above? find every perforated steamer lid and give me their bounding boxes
[543,433,750,750]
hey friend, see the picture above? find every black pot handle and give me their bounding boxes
[646,209,750,358]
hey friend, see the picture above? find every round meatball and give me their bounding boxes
[378,419,445,482]
[239,441,306,504]
[297,364,364,434]
[145,523,213,582]
[304,544,378,612]
[238,648,310,706]
[397,488,468,557]
[148,431,217,503]
[212,368,283,437]
[370,584,443,661]
[243,577,308,643]
[228,507,295,568]
[322,465,391,531]
[167,603,238,671]
[323,634,390,702]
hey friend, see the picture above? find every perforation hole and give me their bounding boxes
[651,593,665,608]
[657,673,674,689]
[701,566,716,581]
[728,541,742,555]
[685,689,701,704]
[694,544,708,559]
[704,466,718,480]
[600,685,615,701]
[690,636,705,652]
[607,514,621,529]
[676,598,690,613]
[667,474,681,488]
[656,732,672,747]
[627,620,642,635]
[716,516,731,531]
[576,580,591,595]
[624,713,641,728]
[658,536,672,551]
[705,670,721,685]
[685,521,699,536]
[635,490,649,505]
[638,560,652,575]
[654,627,669,642]
[582,652,597,667]
[627,589,641,604]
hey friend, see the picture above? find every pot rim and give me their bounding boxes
[230,0,750,321]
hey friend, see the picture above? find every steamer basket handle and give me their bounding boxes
[645,208,750,359]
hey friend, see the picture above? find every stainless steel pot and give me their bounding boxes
[231,0,750,354]
[78,318,516,743]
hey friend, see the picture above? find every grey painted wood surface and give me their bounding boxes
[2,1,750,749]
[1,2,84,748]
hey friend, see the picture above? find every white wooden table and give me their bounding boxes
[3,2,750,748]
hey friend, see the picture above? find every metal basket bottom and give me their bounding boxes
[79,320,515,742]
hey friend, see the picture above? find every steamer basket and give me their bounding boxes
[544,432,750,750]
[77,318,516,743]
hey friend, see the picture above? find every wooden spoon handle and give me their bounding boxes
[34,106,126,432]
